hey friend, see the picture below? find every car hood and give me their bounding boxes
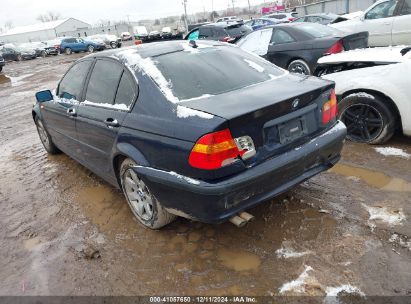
[318,46,411,65]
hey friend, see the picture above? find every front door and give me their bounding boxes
[76,59,137,175]
[41,59,93,155]
[392,0,411,45]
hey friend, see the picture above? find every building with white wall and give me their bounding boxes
[0,18,91,43]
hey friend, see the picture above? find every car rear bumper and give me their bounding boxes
[134,121,347,224]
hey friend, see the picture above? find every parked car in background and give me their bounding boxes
[161,27,173,39]
[216,16,239,22]
[317,46,411,144]
[265,12,299,23]
[60,38,105,55]
[237,23,368,75]
[244,18,279,30]
[0,54,5,72]
[0,45,36,61]
[120,32,133,41]
[19,42,59,57]
[185,22,252,43]
[89,34,122,49]
[43,38,63,54]
[32,41,346,229]
[331,0,411,47]
[148,31,161,41]
[133,26,149,41]
[293,13,349,25]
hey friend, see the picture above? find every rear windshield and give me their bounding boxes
[153,45,285,101]
[296,23,343,38]
[226,25,252,36]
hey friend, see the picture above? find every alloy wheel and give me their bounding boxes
[36,120,50,147]
[123,169,154,221]
[341,103,384,142]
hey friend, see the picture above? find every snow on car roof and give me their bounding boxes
[318,46,411,64]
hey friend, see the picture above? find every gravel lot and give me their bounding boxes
[0,48,410,300]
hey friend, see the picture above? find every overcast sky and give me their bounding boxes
[0,0,273,28]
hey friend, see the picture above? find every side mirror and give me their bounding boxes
[35,90,53,103]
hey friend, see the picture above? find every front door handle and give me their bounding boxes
[104,118,119,128]
[67,108,76,117]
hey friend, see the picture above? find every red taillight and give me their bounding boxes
[288,17,296,21]
[322,90,338,125]
[189,129,245,170]
[221,36,235,43]
[324,40,344,55]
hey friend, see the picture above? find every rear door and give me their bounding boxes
[75,58,137,175]
[266,28,300,68]
[361,0,398,46]
[41,59,93,155]
[392,0,411,45]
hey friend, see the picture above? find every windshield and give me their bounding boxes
[226,25,252,37]
[296,23,343,38]
[153,45,285,101]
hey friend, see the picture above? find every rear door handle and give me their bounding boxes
[104,118,119,128]
[67,108,76,117]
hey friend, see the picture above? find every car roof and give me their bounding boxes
[88,40,225,60]
[304,13,339,18]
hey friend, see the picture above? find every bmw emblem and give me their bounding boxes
[292,99,300,109]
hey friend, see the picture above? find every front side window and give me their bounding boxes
[85,60,123,105]
[58,60,92,100]
[400,0,411,15]
[365,0,397,19]
[271,29,295,44]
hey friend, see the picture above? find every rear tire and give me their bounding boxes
[35,117,60,154]
[16,54,22,61]
[120,159,176,229]
[65,48,72,55]
[110,42,117,49]
[288,59,311,75]
[338,93,396,144]
[41,50,47,58]
[87,45,94,53]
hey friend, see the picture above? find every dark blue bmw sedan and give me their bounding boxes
[33,41,346,229]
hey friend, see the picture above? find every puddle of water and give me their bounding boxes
[217,248,261,272]
[330,164,411,192]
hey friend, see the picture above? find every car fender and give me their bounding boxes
[112,141,150,167]
[323,63,411,135]
[32,103,42,121]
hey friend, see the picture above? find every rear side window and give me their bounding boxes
[114,72,137,108]
[271,29,295,44]
[199,27,213,38]
[85,60,123,105]
[400,0,411,15]
[58,60,92,100]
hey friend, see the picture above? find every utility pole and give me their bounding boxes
[247,0,251,13]
[183,0,188,34]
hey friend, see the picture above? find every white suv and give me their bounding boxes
[331,0,411,46]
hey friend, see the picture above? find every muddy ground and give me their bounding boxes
[0,50,410,300]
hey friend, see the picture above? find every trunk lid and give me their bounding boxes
[183,73,335,166]
[341,31,369,50]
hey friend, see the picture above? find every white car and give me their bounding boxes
[265,12,299,23]
[330,0,411,47]
[317,46,411,144]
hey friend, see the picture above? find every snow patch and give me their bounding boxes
[114,49,179,103]
[83,100,129,111]
[346,92,375,100]
[362,204,406,228]
[276,247,312,259]
[176,105,213,119]
[244,59,265,73]
[9,74,34,87]
[374,147,410,159]
[279,265,313,294]
[180,94,214,102]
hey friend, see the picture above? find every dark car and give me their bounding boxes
[20,42,59,57]
[0,55,5,72]
[237,23,368,75]
[185,22,252,43]
[292,13,348,25]
[0,45,36,61]
[33,41,346,229]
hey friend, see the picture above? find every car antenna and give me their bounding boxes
[189,40,198,49]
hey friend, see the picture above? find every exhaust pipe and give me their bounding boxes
[229,216,247,228]
[229,211,255,227]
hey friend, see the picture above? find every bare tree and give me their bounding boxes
[37,11,62,23]
[4,20,13,30]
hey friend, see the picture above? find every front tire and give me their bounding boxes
[87,45,94,53]
[35,117,60,154]
[16,54,23,61]
[41,50,47,58]
[110,42,117,49]
[288,59,311,75]
[65,48,72,55]
[120,159,176,229]
[338,93,396,144]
